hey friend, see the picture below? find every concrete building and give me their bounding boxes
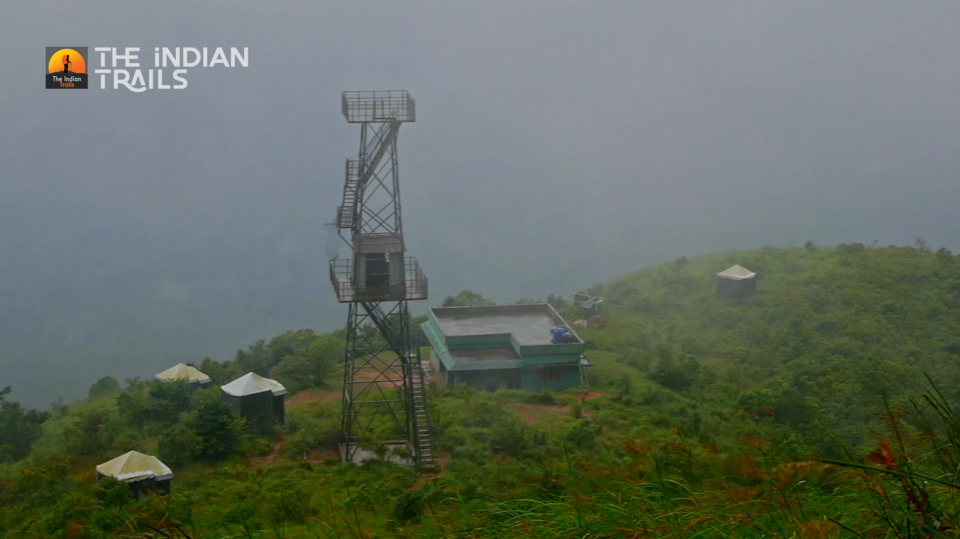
[421,303,589,391]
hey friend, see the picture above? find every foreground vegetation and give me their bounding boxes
[4,243,960,537]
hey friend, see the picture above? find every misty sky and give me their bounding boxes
[2,1,960,407]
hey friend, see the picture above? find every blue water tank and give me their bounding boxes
[551,326,567,344]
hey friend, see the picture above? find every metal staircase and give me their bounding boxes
[359,121,399,184]
[410,358,436,470]
[337,160,360,229]
[360,302,404,351]
[337,120,399,231]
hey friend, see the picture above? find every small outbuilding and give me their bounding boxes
[155,363,212,386]
[220,372,287,427]
[716,264,757,299]
[96,450,173,500]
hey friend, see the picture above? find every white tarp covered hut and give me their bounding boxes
[155,363,212,385]
[221,372,287,426]
[716,265,757,298]
[96,451,173,499]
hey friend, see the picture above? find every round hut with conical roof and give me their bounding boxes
[220,372,287,427]
[96,450,173,500]
[716,264,757,299]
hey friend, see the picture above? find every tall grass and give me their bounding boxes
[822,375,960,537]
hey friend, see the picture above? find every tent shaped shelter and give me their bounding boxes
[716,265,757,299]
[221,372,287,427]
[155,363,212,386]
[96,451,173,500]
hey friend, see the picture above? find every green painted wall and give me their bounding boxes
[520,366,581,392]
[521,351,581,366]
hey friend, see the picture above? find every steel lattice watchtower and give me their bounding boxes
[329,90,435,469]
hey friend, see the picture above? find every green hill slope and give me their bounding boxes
[4,243,960,538]
[581,243,960,457]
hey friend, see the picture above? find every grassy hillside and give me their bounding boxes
[580,243,960,457]
[4,243,960,538]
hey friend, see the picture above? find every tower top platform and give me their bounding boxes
[342,90,416,123]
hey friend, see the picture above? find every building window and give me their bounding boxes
[540,368,561,382]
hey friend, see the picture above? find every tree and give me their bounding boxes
[650,354,701,393]
[268,329,320,366]
[546,294,568,311]
[88,376,121,399]
[188,397,240,462]
[411,314,429,346]
[200,357,239,385]
[0,387,49,462]
[158,424,203,466]
[50,398,69,418]
[147,380,193,425]
[441,290,495,307]
[64,408,115,457]
[235,339,273,376]
[270,336,342,393]
[116,387,152,429]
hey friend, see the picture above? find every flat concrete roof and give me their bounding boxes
[431,304,580,346]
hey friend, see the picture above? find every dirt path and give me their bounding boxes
[286,389,340,407]
[250,435,339,469]
[250,436,289,469]
[506,403,574,424]
[506,393,603,425]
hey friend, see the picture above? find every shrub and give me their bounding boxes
[94,476,131,508]
[393,490,425,522]
[491,418,529,458]
[565,420,601,450]
[524,390,559,405]
[158,424,203,466]
[571,400,583,419]
[88,376,121,399]
[650,355,700,393]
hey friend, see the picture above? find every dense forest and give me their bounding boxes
[4,243,960,537]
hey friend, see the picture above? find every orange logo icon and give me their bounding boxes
[46,47,88,89]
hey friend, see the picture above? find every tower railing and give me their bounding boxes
[342,90,416,123]
[329,257,428,303]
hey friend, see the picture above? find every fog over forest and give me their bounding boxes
[2,1,960,406]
